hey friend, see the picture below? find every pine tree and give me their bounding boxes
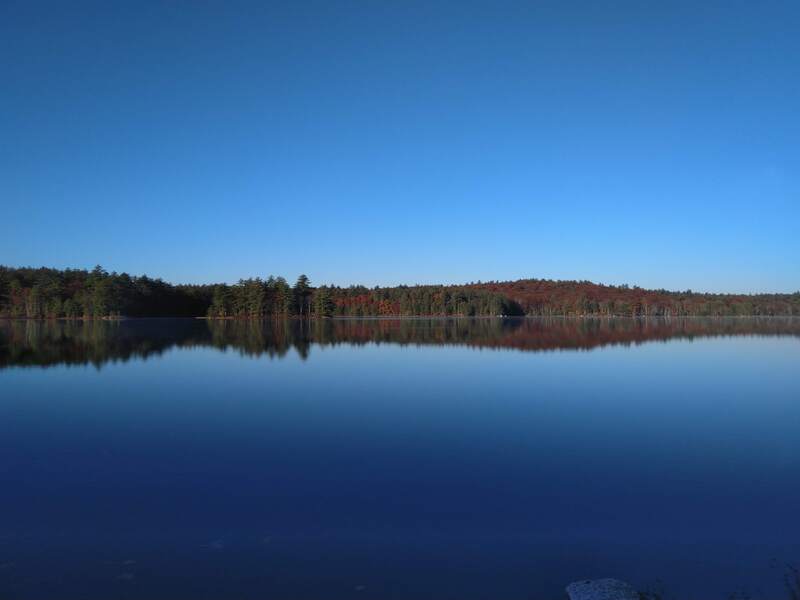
[294,274,311,317]
[313,286,334,317]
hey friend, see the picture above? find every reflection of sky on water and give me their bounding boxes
[0,322,798,599]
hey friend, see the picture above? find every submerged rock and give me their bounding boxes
[566,578,640,600]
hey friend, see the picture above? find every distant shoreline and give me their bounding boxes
[2,265,798,319]
[2,314,799,322]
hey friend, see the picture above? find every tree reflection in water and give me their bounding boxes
[1,316,799,369]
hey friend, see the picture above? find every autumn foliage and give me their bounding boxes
[1,265,798,318]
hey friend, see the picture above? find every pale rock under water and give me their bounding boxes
[566,578,640,600]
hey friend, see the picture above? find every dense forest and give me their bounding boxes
[1,265,799,318]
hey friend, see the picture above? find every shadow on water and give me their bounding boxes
[1,316,799,369]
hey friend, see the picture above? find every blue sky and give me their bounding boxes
[1,1,798,292]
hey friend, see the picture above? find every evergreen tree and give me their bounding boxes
[313,286,334,317]
[294,274,311,317]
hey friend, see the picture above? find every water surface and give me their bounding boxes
[1,318,798,599]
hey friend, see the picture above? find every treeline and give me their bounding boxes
[1,265,799,318]
[0,265,210,318]
[207,276,523,318]
[470,279,800,317]
[0,266,521,318]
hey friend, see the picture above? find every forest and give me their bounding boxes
[1,265,798,319]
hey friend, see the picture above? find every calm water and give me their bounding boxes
[1,318,798,600]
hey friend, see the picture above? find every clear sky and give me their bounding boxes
[1,1,798,293]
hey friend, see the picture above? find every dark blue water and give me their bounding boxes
[1,318,798,599]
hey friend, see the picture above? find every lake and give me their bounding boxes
[1,317,798,599]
